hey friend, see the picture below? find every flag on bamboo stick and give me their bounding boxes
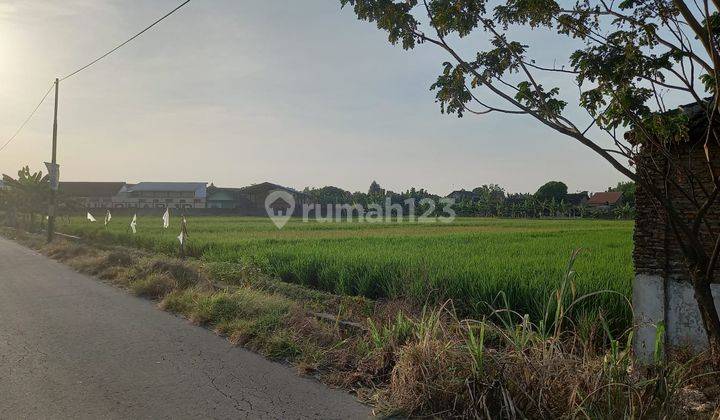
[87,212,96,222]
[177,216,188,245]
[162,208,170,229]
[104,210,112,226]
[130,214,137,234]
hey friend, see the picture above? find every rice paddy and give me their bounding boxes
[61,216,634,326]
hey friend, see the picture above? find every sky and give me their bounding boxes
[0,0,632,196]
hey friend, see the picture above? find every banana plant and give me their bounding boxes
[1,166,50,231]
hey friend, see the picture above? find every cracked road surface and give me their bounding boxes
[0,237,370,419]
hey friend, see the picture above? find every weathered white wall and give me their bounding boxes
[634,274,720,363]
[633,274,664,364]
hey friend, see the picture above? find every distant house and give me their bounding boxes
[236,182,307,215]
[240,182,298,203]
[587,191,623,208]
[446,189,477,203]
[114,182,207,209]
[205,182,307,214]
[58,182,126,209]
[0,180,7,190]
[206,184,244,209]
[566,191,590,206]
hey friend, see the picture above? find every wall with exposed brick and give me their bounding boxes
[633,141,720,361]
[634,142,720,280]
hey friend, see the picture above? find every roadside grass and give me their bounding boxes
[2,228,717,418]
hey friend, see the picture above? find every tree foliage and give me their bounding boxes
[473,183,506,203]
[609,181,636,206]
[368,180,385,196]
[340,0,720,357]
[534,181,568,202]
[1,166,51,231]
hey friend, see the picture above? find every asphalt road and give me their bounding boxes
[0,237,370,419]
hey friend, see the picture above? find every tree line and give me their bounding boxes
[302,180,635,219]
[0,164,635,227]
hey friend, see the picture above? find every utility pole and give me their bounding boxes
[46,78,59,243]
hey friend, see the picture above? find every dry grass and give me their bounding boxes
[3,228,719,418]
[387,336,470,416]
[130,273,178,299]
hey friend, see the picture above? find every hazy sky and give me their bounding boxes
[0,0,632,195]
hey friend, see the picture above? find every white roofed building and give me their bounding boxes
[113,182,207,209]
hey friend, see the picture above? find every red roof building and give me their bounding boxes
[587,191,623,207]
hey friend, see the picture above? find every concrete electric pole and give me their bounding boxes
[46,78,59,243]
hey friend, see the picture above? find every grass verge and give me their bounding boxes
[2,227,718,418]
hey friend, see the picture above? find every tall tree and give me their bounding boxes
[368,180,385,196]
[609,181,636,207]
[535,181,568,202]
[473,183,506,203]
[340,0,720,358]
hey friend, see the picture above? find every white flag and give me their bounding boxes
[87,212,96,222]
[130,214,137,234]
[104,210,112,226]
[177,215,188,245]
[162,208,170,229]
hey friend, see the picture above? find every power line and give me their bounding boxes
[0,82,55,153]
[0,1,192,154]
[60,0,191,81]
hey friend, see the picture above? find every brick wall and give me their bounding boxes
[634,142,720,281]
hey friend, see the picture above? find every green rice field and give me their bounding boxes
[61,216,634,326]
